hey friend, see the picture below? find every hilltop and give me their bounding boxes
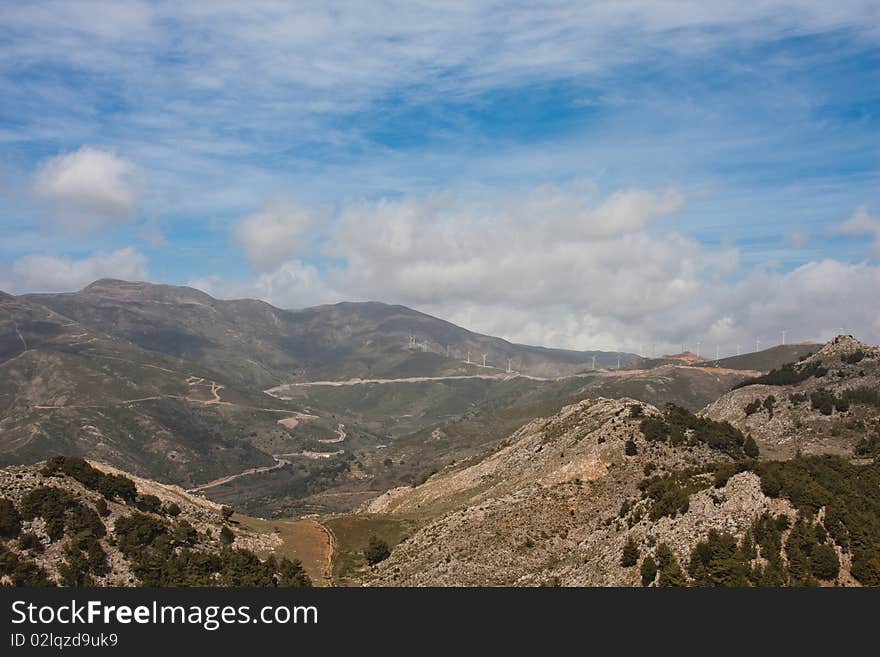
[703,336,880,458]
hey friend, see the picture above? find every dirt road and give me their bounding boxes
[186,456,290,492]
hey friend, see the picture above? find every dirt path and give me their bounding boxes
[266,363,762,395]
[186,456,290,492]
[318,423,346,444]
[315,519,336,586]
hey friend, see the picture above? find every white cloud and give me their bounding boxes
[6,247,148,293]
[33,147,137,228]
[839,205,880,256]
[235,202,326,272]
[218,187,880,353]
[189,259,335,309]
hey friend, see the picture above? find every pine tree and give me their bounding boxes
[620,536,640,567]
[640,555,657,586]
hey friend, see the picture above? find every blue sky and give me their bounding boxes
[0,2,878,353]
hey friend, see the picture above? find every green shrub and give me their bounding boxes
[0,498,22,538]
[687,530,751,587]
[0,546,53,587]
[624,439,638,456]
[219,525,235,545]
[655,543,687,587]
[364,535,391,565]
[744,400,762,416]
[620,536,640,567]
[137,495,162,514]
[114,512,169,554]
[18,531,43,553]
[809,544,839,581]
[640,555,657,586]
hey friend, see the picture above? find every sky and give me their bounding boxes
[0,1,878,356]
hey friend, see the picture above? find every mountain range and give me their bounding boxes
[4,278,878,588]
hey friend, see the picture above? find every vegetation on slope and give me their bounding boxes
[0,457,311,587]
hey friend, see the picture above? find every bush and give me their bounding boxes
[640,471,709,520]
[809,544,840,581]
[842,350,865,364]
[97,474,137,502]
[364,535,391,565]
[219,525,235,545]
[0,498,22,538]
[18,487,76,541]
[733,361,827,389]
[137,495,162,514]
[744,400,762,416]
[65,505,106,538]
[0,547,53,587]
[624,439,638,456]
[620,536,640,567]
[18,531,43,553]
[641,405,748,459]
[743,435,760,459]
[640,555,657,586]
[688,530,750,587]
[810,389,835,415]
[114,512,169,554]
[655,543,687,587]
[276,557,312,587]
[164,502,181,517]
[42,457,137,503]
[172,519,198,545]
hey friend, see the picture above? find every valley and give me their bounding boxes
[2,279,876,588]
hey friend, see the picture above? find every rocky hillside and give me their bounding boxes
[363,391,878,586]
[703,336,880,458]
[0,457,310,587]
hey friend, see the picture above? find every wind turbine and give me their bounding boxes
[466,351,471,364]
[696,341,702,358]
[617,353,621,370]
[755,338,761,353]
[781,330,787,346]
[591,355,597,370]
[507,358,512,374]
[482,354,487,367]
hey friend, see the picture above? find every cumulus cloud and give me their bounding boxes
[217,186,880,353]
[839,205,880,257]
[189,259,335,309]
[6,247,148,293]
[235,202,326,272]
[33,147,137,228]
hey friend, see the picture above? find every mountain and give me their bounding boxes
[356,388,877,586]
[25,279,635,386]
[0,291,300,486]
[0,457,314,587]
[0,279,761,517]
[703,335,880,459]
[632,343,820,372]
